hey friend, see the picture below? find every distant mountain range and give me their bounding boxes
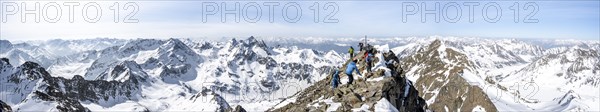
[1,36,598,111]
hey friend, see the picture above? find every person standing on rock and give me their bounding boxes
[363,51,369,64]
[345,59,362,85]
[358,43,363,51]
[331,67,341,89]
[365,52,373,74]
[348,46,354,59]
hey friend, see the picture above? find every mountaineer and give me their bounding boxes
[348,46,355,58]
[365,52,373,74]
[330,67,341,89]
[358,42,363,51]
[345,59,362,85]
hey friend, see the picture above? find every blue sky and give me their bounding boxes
[0,1,598,40]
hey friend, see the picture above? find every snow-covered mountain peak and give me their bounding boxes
[118,39,164,54]
[0,41,54,67]
[2,49,39,68]
[567,46,598,57]
[11,61,51,82]
[549,89,590,111]
[163,38,192,50]
[246,36,258,44]
[0,40,13,52]
[245,36,268,47]
[24,38,127,57]
[101,60,148,82]
[236,36,271,56]
[158,38,200,62]
[400,39,499,111]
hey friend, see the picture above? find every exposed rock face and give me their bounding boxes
[189,89,249,112]
[269,49,428,111]
[400,40,498,112]
[1,58,145,111]
[2,60,92,111]
[33,91,90,112]
[227,105,247,112]
[0,100,11,112]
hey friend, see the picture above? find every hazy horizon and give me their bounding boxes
[1,1,598,41]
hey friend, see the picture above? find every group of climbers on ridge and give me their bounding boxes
[328,37,417,110]
[330,38,375,89]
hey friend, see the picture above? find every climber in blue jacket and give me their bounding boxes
[331,68,341,89]
[345,59,362,85]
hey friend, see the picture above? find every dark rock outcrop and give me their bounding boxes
[227,105,247,112]
[400,40,498,112]
[2,59,144,111]
[0,100,11,112]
